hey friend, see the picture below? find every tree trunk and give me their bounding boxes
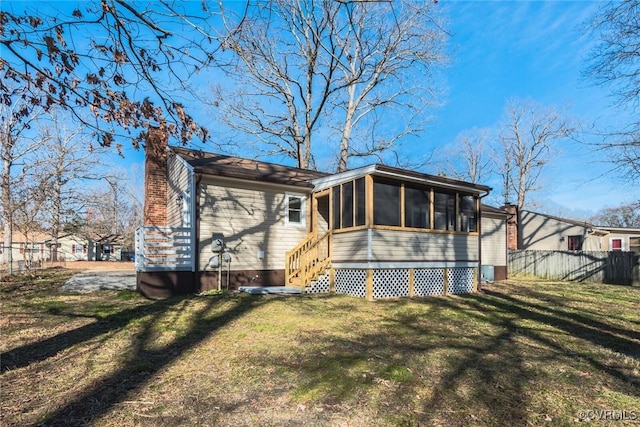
[2,155,13,273]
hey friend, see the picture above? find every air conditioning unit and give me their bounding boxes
[481,265,494,282]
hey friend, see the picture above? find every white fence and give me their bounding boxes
[509,250,640,286]
[135,226,194,272]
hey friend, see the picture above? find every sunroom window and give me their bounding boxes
[356,178,366,226]
[405,186,429,229]
[342,181,354,228]
[459,195,477,232]
[434,191,455,231]
[332,186,341,229]
[373,180,401,226]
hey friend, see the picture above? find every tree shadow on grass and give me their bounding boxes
[467,288,640,394]
[2,293,266,426]
[257,295,533,426]
[255,288,640,425]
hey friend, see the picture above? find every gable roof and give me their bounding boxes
[521,209,598,229]
[171,146,492,196]
[171,147,328,188]
[0,231,52,242]
[482,204,509,217]
[597,226,640,234]
[519,209,640,236]
[50,233,125,245]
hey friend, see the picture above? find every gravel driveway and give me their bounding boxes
[60,271,137,293]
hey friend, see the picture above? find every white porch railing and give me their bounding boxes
[135,226,194,272]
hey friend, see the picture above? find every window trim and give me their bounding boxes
[285,193,306,227]
[610,238,624,251]
[373,179,402,227]
[567,235,583,251]
[328,175,480,235]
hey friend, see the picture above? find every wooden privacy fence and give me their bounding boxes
[509,250,640,286]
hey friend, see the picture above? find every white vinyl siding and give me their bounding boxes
[481,215,507,267]
[331,228,478,263]
[369,229,478,262]
[332,230,370,262]
[520,211,602,251]
[167,154,192,227]
[198,178,310,271]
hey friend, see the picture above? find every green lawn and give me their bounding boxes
[1,269,639,426]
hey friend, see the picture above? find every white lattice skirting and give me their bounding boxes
[447,267,475,294]
[333,267,476,299]
[373,269,409,299]
[335,269,367,298]
[306,273,330,293]
[414,268,445,296]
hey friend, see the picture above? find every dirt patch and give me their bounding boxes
[60,271,137,293]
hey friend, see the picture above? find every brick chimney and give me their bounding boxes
[502,203,518,250]
[143,126,168,226]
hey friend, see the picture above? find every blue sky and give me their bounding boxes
[427,0,637,216]
[7,0,637,218]
[128,0,635,217]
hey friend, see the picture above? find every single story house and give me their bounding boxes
[503,206,640,253]
[47,233,124,262]
[1,231,124,268]
[136,127,506,299]
[0,231,51,267]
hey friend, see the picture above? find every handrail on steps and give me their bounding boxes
[285,231,332,288]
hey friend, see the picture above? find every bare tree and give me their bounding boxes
[441,129,493,184]
[36,111,108,261]
[590,200,640,227]
[11,174,49,271]
[1,1,222,149]
[585,0,640,182]
[0,87,45,272]
[497,99,576,209]
[81,179,136,237]
[495,130,516,205]
[330,1,446,171]
[214,0,447,170]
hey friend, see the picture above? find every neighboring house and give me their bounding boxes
[0,231,124,267]
[504,206,640,253]
[0,231,52,267]
[136,128,496,299]
[49,234,124,262]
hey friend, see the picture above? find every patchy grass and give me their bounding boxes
[1,272,639,426]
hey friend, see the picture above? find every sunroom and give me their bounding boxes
[285,164,491,300]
